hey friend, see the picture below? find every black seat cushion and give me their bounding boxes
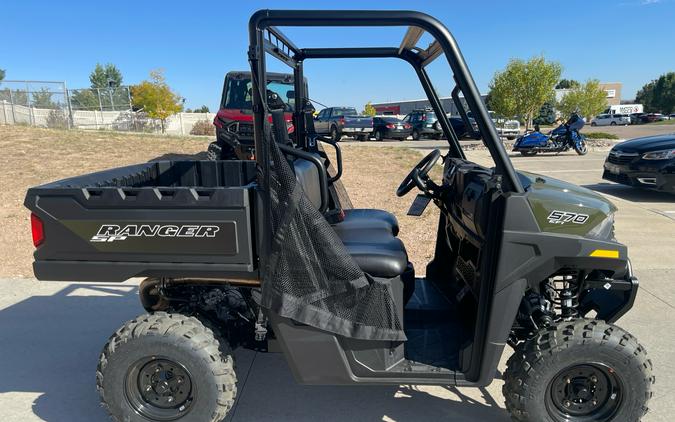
[335,208,399,236]
[337,228,408,278]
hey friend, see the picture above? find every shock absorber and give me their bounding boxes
[550,271,582,320]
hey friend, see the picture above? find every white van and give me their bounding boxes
[591,113,631,126]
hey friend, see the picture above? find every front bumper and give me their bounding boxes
[579,261,638,323]
[603,157,675,192]
[383,128,412,138]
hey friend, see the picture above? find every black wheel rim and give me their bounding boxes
[125,356,195,421]
[546,363,623,421]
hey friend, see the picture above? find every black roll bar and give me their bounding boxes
[249,9,523,193]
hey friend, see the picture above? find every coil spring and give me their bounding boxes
[547,271,581,320]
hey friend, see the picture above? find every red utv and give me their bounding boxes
[208,71,304,160]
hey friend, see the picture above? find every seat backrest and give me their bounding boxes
[293,157,322,209]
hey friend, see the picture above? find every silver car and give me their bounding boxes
[591,113,631,126]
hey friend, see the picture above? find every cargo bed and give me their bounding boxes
[25,160,258,282]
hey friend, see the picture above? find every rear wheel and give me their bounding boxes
[503,319,653,422]
[610,121,617,126]
[519,150,538,156]
[374,130,383,141]
[330,126,342,142]
[97,312,236,422]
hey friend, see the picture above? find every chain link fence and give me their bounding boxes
[0,80,215,136]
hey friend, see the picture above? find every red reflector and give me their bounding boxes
[31,213,44,247]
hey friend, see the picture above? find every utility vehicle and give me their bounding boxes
[25,10,653,422]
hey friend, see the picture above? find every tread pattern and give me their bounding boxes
[97,312,237,422]
[503,319,654,422]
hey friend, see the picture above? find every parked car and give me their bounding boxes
[402,108,440,140]
[434,115,479,139]
[372,116,412,141]
[669,113,675,119]
[591,113,630,126]
[467,110,520,139]
[314,107,373,141]
[603,134,675,193]
[641,113,664,123]
[630,113,645,125]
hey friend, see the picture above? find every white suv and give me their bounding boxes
[591,113,631,126]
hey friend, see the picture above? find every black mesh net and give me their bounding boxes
[260,133,406,341]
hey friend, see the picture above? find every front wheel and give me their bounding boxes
[97,312,237,422]
[503,319,653,422]
[574,138,588,155]
[519,150,538,156]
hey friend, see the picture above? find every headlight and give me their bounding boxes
[642,149,675,160]
[587,212,615,240]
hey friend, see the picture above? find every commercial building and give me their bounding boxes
[372,94,487,116]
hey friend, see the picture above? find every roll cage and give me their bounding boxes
[248,9,525,273]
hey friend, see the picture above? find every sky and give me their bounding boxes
[1,0,674,111]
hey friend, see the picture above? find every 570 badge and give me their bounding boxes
[547,210,589,225]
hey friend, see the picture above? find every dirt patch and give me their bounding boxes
[1,126,437,278]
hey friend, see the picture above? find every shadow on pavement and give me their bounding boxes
[584,182,675,203]
[0,282,508,422]
[225,351,509,422]
[0,283,141,421]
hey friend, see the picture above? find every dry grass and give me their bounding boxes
[338,146,441,273]
[0,126,208,277]
[1,125,437,277]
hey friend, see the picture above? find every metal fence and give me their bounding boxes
[0,80,215,136]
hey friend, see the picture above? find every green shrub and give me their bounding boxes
[584,132,619,140]
[190,119,215,136]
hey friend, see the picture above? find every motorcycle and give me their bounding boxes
[512,113,588,156]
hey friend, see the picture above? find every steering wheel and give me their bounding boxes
[396,149,442,197]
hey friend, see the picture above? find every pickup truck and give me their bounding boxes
[314,107,373,142]
[467,110,520,140]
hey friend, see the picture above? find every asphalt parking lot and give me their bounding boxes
[1,147,673,421]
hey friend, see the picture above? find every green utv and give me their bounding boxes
[24,10,653,422]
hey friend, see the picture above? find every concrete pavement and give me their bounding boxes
[0,150,673,421]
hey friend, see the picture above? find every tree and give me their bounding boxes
[362,101,376,116]
[70,63,126,111]
[556,79,580,89]
[488,56,562,130]
[0,68,5,83]
[533,101,557,125]
[90,63,123,88]
[636,72,675,114]
[557,79,608,120]
[31,87,57,108]
[192,105,210,113]
[131,69,183,132]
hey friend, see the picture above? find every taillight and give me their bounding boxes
[386,123,396,129]
[421,114,427,121]
[404,123,411,129]
[338,117,345,125]
[30,213,44,247]
[286,120,294,134]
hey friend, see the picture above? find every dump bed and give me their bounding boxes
[24,160,258,282]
